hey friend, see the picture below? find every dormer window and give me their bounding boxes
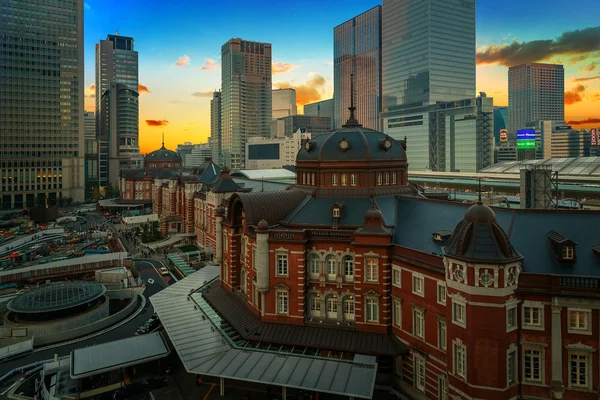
[332,201,344,219]
[547,230,577,263]
[432,230,453,243]
[592,246,600,262]
[333,207,341,218]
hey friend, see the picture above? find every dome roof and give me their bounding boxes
[443,203,522,263]
[297,126,407,162]
[145,145,182,162]
[8,281,106,313]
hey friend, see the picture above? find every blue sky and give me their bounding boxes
[82,0,600,152]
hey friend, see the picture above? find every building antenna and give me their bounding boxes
[162,132,165,148]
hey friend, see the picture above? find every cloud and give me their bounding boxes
[564,85,586,105]
[85,84,95,98]
[145,120,169,127]
[138,83,150,94]
[272,62,299,75]
[84,2,91,9]
[476,26,600,67]
[191,90,213,98]
[573,76,600,82]
[174,55,190,67]
[273,73,327,105]
[566,118,600,126]
[581,61,598,72]
[324,61,333,66]
[200,59,219,72]
[592,92,600,102]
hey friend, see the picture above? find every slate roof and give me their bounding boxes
[282,196,379,227]
[197,160,220,184]
[233,190,308,227]
[145,145,182,161]
[394,197,600,276]
[297,126,406,162]
[203,282,407,357]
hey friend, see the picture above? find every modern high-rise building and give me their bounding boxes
[508,63,564,134]
[209,91,223,165]
[84,112,99,198]
[381,0,476,110]
[270,115,332,138]
[493,106,509,144]
[95,34,142,189]
[334,6,382,130]
[272,89,297,119]
[0,0,85,209]
[304,99,334,129]
[382,94,494,172]
[221,38,272,169]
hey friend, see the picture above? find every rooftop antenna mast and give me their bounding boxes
[162,132,165,148]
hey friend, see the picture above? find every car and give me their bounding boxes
[136,318,160,335]
[159,267,169,276]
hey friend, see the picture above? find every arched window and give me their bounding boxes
[343,296,355,321]
[310,293,321,317]
[327,296,338,319]
[326,255,337,280]
[309,254,320,279]
[343,256,354,281]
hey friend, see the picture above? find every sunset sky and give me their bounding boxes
[82,0,600,154]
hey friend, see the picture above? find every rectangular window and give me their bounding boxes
[393,299,402,328]
[437,282,446,304]
[277,254,288,276]
[523,348,542,382]
[453,342,467,379]
[569,309,589,332]
[341,173,347,186]
[414,356,425,392]
[438,319,447,350]
[366,259,378,282]
[506,306,517,331]
[523,305,542,327]
[413,308,425,339]
[438,375,448,400]
[392,266,401,287]
[223,234,228,252]
[344,258,354,280]
[350,173,357,186]
[366,298,378,323]
[562,246,574,259]
[507,348,517,385]
[453,301,466,327]
[309,256,320,277]
[377,172,382,186]
[391,172,397,185]
[331,174,338,186]
[310,296,320,316]
[276,291,288,314]
[412,274,424,296]
[570,353,589,388]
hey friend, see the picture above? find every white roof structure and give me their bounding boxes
[231,169,296,181]
[70,332,170,378]
[151,266,377,399]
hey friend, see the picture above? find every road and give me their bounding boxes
[0,259,167,376]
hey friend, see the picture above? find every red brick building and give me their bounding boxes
[204,110,600,400]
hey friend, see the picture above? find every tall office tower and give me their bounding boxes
[209,91,223,165]
[508,63,564,133]
[272,88,297,119]
[95,34,141,189]
[334,6,382,130]
[381,0,476,110]
[0,0,85,209]
[221,38,272,169]
[493,106,509,144]
[84,112,99,198]
[304,99,335,129]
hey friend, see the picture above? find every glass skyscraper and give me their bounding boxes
[333,6,382,130]
[381,0,476,110]
[95,34,142,189]
[304,99,334,130]
[508,63,564,134]
[209,91,222,165]
[0,0,85,209]
[221,38,272,169]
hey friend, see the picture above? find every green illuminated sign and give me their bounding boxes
[517,140,536,149]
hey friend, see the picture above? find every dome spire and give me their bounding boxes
[343,73,362,128]
[161,132,165,149]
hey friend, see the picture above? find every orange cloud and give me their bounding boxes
[273,73,327,105]
[85,83,95,98]
[272,62,299,75]
[573,76,600,82]
[580,61,598,72]
[145,120,169,127]
[138,83,150,94]
[564,85,586,105]
[592,92,600,101]
[476,26,600,66]
[566,117,600,125]
[174,55,190,67]
[200,59,218,72]
[191,91,213,98]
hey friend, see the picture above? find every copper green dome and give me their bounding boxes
[145,145,182,162]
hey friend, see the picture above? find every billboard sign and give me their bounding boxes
[516,129,536,149]
[592,128,598,146]
[554,125,572,131]
[499,129,508,142]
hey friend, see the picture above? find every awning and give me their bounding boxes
[151,267,378,399]
[70,332,170,378]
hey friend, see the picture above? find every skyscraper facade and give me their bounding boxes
[221,38,272,169]
[381,0,476,110]
[209,91,223,165]
[84,112,98,199]
[508,63,564,133]
[95,34,142,189]
[0,0,85,209]
[493,106,509,144]
[304,99,335,130]
[272,88,297,119]
[334,6,382,130]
